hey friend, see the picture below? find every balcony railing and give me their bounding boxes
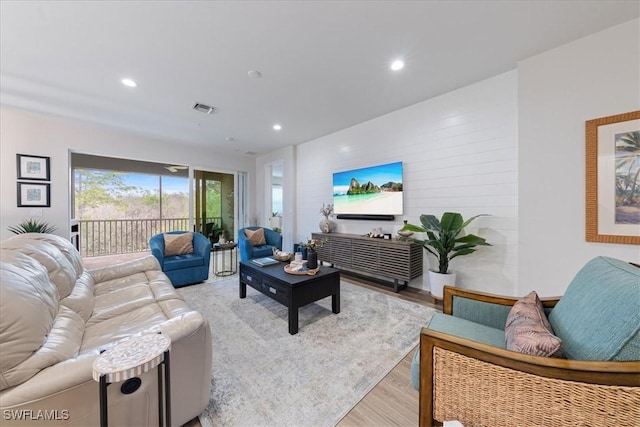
[79,217,221,257]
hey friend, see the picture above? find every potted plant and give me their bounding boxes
[8,218,57,234]
[302,237,327,269]
[401,212,490,299]
[269,211,282,233]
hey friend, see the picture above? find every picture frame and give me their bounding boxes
[16,154,50,181]
[17,182,51,207]
[585,110,640,245]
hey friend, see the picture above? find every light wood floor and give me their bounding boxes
[83,253,440,426]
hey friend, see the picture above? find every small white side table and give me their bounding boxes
[92,334,172,427]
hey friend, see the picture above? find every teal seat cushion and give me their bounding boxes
[548,257,640,361]
[428,313,506,348]
[410,313,505,389]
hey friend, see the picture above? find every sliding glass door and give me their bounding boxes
[194,170,235,245]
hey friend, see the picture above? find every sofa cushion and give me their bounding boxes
[164,232,193,256]
[0,251,59,391]
[548,256,640,361]
[505,291,563,357]
[1,235,81,299]
[244,228,266,246]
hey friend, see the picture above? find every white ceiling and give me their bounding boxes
[1,1,638,156]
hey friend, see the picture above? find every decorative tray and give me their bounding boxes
[284,264,320,275]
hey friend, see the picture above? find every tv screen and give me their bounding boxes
[333,161,403,216]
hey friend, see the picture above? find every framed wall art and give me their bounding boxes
[16,154,50,181]
[585,110,640,245]
[17,182,51,208]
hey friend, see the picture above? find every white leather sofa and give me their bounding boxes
[0,233,212,426]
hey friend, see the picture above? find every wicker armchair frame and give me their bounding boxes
[419,286,640,426]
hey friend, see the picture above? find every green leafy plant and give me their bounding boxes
[8,218,57,234]
[401,212,490,274]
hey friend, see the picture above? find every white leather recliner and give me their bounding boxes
[0,233,212,426]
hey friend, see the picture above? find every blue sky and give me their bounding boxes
[333,161,403,194]
[121,174,189,194]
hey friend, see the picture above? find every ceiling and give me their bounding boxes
[1,1,638,156]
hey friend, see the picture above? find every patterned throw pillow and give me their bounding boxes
[244,228,266,246]
[164,232,194,257]
[505,291,563,357]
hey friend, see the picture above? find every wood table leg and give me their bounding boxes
[288,307,298,335]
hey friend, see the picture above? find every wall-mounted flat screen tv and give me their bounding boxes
[333,161,403,216]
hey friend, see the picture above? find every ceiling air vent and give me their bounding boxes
[193,103,215,114]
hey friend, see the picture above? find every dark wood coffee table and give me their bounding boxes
[239,260,340,335]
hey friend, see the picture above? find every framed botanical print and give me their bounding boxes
[16,154,50,181]
[585,110,640,244]
[17,182,51,207]
[16,154,51,181]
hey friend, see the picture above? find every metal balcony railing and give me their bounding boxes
[79,217,221,257]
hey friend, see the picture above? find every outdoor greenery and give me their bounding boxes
[74,169,225,256]
[401,212,491,274]
[615,131,640,224]
[74,169,190,220]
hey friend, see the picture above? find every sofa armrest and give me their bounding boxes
[238,231,253,261]
[149,235,165,264]
[442,286,561,329]
[419,327,640,427]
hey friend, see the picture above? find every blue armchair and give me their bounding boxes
[238,226,282,261]
[149,231,211,287]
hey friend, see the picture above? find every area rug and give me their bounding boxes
[177,277,437,427]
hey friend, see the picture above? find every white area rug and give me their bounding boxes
[178,277,436,427]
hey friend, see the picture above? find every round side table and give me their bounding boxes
[92,334,171,427]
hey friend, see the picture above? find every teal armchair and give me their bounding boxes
[413,256,640,426]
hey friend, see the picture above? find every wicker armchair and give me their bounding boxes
[418,257,640,427]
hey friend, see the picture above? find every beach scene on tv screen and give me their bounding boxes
[333,162,403,215]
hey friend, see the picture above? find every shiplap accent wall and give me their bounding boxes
[295,71,518,295]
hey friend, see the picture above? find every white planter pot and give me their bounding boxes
[427,269,457,299]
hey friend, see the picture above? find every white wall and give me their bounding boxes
[518,18,640,296]
[295,71,519,294]
[0,107,255,240]
[255,144,297,250]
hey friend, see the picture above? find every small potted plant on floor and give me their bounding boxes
[401,212,490,299]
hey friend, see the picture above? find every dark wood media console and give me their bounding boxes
[312,232,423,292]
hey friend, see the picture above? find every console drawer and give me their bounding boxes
[261,278,289,305]
[241,271,262,289]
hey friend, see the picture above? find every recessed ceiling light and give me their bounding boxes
[390,60,405,71]
[273,124,282,131]
[121,78,138,87]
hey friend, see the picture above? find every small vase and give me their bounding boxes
[319,218,334,233]
[307,250,318,269]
